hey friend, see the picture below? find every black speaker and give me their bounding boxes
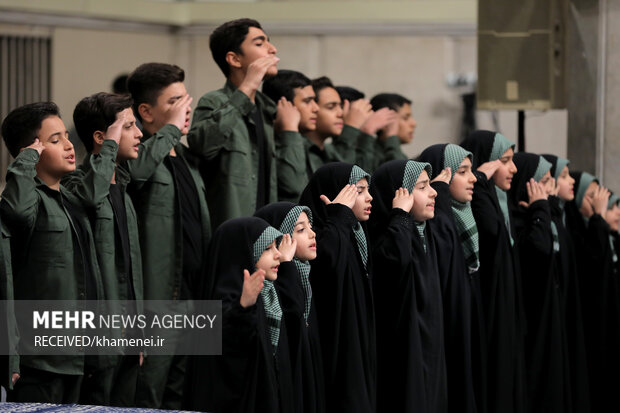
[477,0,567,109]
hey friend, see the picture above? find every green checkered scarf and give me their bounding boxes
[608,194,619,210]
[403,160,433,253]
[278,206,313,322]
[253,226,284,353]
[444,144,480,272]
[491,133,515,246]
[553,158,569,180]
[349,166,371,273]
[575,172,597,211]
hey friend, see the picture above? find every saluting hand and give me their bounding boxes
[240,269,265,308]
[344,99,372,129]
[320,184,357,210]
[278,234,297,262]
[362,107,397,136]
[477,160,502,180]
[592,185,611,217]
[164,93,193,135]
[519,179,548,208]
[24,138,45,155]
[105,110,129,145]
[431,167,451,184]
[392,187,414,213]
[274,98,300,132]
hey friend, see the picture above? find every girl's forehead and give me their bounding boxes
[460,157,472,167]
[416,170,429,184]
[355,178,368,187]
[295,211,309,225]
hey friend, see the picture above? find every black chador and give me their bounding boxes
[299,163,376,413]
[368,159,447,413]
[418,144,486,413]
[565,171,620,413]
[541,154,590,413]
[461,130,526,413]
[186,217,295,413]
[255,202,325,413]
[507,153,572,413]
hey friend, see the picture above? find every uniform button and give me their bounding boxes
[251,175,256,180]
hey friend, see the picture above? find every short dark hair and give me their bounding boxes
[370,93,412,112]
[112,73,129,94]
[311,76,336,99]
[210,18,263,77]
[336,86,365,102]
[262,70,311,102]
[1,102,60,158]
[73,92,133,153]
[127,63,185,121]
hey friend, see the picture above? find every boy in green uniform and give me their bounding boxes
[0,102,104,403]
[188,18,279,229]
[63,92,145,406]
[126,62,211,409]
[369,93,415,168]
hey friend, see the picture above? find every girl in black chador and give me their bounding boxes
[418,144,487,413]
[541,154,591,413]
[369,159,447,413]
[508,152,573,413]
[460,130,526,413]
[565,171,620,413]
[255,202,325,413]
[299,163,376,413]
[188,217,297,413]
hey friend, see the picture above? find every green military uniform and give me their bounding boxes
[275,125,358,202]
[126,124,211,409]
[1,148,105,403]
[62,140,144,406]
[357,131,407,172]
[0,219,18,392]
[188,81,278,229]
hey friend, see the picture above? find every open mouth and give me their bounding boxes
[365,206,372,214]
[65,154,75,163]
[309,243,316,250]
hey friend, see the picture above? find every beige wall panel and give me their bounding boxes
[51,27,175,127]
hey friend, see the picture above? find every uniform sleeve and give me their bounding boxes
[61,140,118,209]
[377,135,408,164]
[125,124,181,185]
[187,90,256,161]
[355,130,377,172]
[275,131,308,202]
[0,149,42,229]
[332,125,358,164]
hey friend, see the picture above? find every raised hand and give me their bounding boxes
[344,99,373,129]
[105,110,129,145]
[274,98,300,132]
[392,187,414,212]
[278,234,297,262]
[592,185,611,216]
[477,160,502,180]
[381,110,400,139]
[24,138,45,155]
[361,108,398,136]
[240,269,265,308]
[519,179,548,208]
[320,184,357,210]
[164,93,193,135]
[238,55,280,99]
[431,167,451,184]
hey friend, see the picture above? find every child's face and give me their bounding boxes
[396,103,417,144]
[36,115,75,179]
[556,166,575,201]
[605,204,620,232]
[351,178,373,221]
[411,170,437,221]
[293,86,319,133]
[256,240,281,281]
[148,81,190,134]
[238,26,278,77]
[449,157,477,202]
[579,181,599,217]
[492,147,517,191]
[539,170,555,195]
[292,212,317,261]
[115,108,143,162]
[314,87,344,138]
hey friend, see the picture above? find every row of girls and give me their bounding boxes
[185,129,620,413]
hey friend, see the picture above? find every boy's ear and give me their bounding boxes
[225,51,243,70]
[138,103,153,124]
[93,130,105,146]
